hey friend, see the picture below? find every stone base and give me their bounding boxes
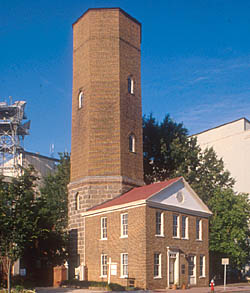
[67,175,144,279]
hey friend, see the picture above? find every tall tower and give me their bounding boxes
[68,8,143,274]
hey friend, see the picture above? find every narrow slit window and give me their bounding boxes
[128,77,134,94]
[75,192,80,210]
[129,134,135,153]
[78,91,83,109]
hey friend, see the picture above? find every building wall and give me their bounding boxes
[85,205,147,289]
[145,206,209,289]
[194,118,250,195]
[70,8,143,182]
[84,204,209,290]
[68,8,144,275]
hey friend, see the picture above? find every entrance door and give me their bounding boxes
[188,256,196,285]
[169,258,175,284]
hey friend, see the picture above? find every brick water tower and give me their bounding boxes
[68,8,144,276]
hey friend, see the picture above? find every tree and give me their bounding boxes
[27,153,70,271]
[209,189,250,268]
[0,167,38,293]
[143,113,250,270]
[143,114,235,204]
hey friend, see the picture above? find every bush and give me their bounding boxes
[107,283,125,291]
[61,279,126,291]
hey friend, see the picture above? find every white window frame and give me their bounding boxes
[121,213,128,238]
[120,253,128,278]
[181,216,188,239]
[188,255,196,282]
[154,253,162,278]
[78,91,83,109]
[199,255,205,277]
[101,217,107,240]
[196,219,202,240]
[101,254,108,277]
[156,211,164,236]
[173,214,180,238]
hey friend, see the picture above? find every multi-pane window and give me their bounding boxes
[121,213,128,237]
[128,77,134,94]
[121,253,128,277]
[154,253,161,278]
[173,214,179,237]
[101,254,108,277]
[196,219,202,240]
[181,216,188,238]
[200,255,205,277]
[156,212,164,236]
[188,256,195,277]
[129,134,135,153]
[101,217,107,239]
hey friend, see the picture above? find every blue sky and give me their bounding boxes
[1,0,250,157]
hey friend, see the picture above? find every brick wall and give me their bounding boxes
[85,205,147,289]
[68,8,144,275]
[84,204,209,290]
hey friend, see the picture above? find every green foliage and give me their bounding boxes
[107,283,125,291]
[60,280,125,291]
[0,167,39,292]
[143,113,235,204]
[143,113,250,268]
[27,153,70,267]
[209,189,250,267]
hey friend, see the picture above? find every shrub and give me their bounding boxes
[107,283,125,291]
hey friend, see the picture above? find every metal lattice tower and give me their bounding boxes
[0,100,30,177]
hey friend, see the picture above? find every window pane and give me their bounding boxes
[156,212,162,235]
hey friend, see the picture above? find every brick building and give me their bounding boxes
[68,7,212,289]
[82,177,211,289]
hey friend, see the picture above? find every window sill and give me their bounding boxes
[120,235,128,239]
[100,275,107,278]
[199,276,206,279]
[100,238,107,241]
[181,237,189,240]
[155,234,165,238]
[154,276,162,279]
[172,236,180,239]
[196,239,203,242]
[120,276,128,279]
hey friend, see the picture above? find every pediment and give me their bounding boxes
[147,178,212,215]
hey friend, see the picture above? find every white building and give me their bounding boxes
[192,118,250,196]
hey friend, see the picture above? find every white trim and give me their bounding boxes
[172,214,180,238]
[196,219,202,240]
[101,217,107,240]
[154,253,162,279]
[82,200,146,217]
[101,254,108,278]
[181,215,189,239]
[120,253,128,278]
[199,255,206,277]
[121,213,128,237]
[155,211,164,237]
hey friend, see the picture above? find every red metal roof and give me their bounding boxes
[88,177,181,211]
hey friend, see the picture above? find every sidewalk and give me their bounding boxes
[36,283,250,293]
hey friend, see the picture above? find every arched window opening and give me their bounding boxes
[128,76,134,94]
[129,134,136,153]
[78,91,83,109]
[75,192,80,210]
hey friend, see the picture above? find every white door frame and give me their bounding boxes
[166,247,180,288]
